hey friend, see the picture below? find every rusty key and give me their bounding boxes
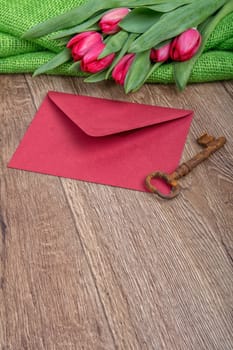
[145,133,226,199]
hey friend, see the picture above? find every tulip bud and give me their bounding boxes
[99,8,130,34]
[150,42,171,62]
[81,42,115,73]
[170,28,201,62]
[112,53,135,85]
[67,31,103,61]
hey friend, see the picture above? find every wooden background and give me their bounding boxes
[0,74,232,350]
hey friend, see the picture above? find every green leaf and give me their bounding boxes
[119,8,163,33]
[129,0,228,52]
[99,31,129,58]
[69,61,81,72]
[84,70,107,83]
[174,0,233,90]
[56,37,72,46]
[105,33,138,79]
[50,12,105,39]
[124,50,151,93]
[23,0,100,39]
[197,16,213,34]
[153,39,172,49]
[22,0,163,39]
[33,48,71,76]
[138,61,163,88]
[52,25,100,40]
[147,0,193,12]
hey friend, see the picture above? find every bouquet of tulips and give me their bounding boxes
[23,0,233,92]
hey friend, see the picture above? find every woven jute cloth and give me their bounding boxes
[0,0,233,83]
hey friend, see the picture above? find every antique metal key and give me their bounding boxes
[145,133,226,199]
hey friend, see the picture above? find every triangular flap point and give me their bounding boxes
[47,91,193,137]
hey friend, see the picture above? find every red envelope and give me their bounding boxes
[8,91,193,194]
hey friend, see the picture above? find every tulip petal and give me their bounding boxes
[170,28,201,61]
[67,31,103,61]
[67,31,97,48]
[150,42,171,62]
[83,53,115,73]
[112,53,135,85]
[81,42,115,73]
[99,8,130,34]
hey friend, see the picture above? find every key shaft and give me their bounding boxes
[170,136,226,182]
[145,134,226,199]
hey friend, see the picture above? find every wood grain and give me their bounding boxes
[1,73,233,350]
[0,75,115,350]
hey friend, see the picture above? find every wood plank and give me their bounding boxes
[0,75,115,350]
[25,75,233,349]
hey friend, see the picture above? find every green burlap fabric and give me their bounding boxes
[0,0,233,83]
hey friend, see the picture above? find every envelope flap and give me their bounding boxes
[48,91,193,137]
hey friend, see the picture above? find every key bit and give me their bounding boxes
[145,133,226,199]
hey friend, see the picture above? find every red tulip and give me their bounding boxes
[67,31,102,61]
[99,8,130,34]
[81,42,115,73]
[170,28,201,62]
[150,42,171,62]
[112,53,135,85]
